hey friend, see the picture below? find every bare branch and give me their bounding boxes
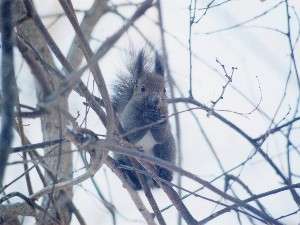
[0,0,16,186]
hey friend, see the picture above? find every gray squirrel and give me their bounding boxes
[112,50,176,190]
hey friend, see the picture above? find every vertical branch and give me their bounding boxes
[0,0,16,186]
[284,0,300,206]
[285,0,300,87]
[188,0,197,98]
[66,0,109,68]
[156,2,183,225]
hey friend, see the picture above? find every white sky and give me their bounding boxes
[3,0,300,224]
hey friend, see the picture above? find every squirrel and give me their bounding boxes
[112,50,176,190]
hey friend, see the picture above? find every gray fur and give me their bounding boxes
[112,50,176,190]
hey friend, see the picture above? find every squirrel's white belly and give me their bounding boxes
[136,131,157,155]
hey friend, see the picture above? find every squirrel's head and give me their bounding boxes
[131,51,168,123]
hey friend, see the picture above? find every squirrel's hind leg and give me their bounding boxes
[152,142,175,185]
[116,156,143,190]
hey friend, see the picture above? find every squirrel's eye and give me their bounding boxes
[141,86,146,92]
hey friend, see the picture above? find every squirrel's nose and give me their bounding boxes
[147,96,159,107]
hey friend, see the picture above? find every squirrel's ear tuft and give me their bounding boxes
[155,52,164,77]
[134,51,145,80]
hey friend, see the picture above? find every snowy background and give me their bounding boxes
[3,0,300,224]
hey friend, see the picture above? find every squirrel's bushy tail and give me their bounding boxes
[111,73,136,113]
[111,50,152,113]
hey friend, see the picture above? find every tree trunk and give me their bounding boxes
[16,1,73,224]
